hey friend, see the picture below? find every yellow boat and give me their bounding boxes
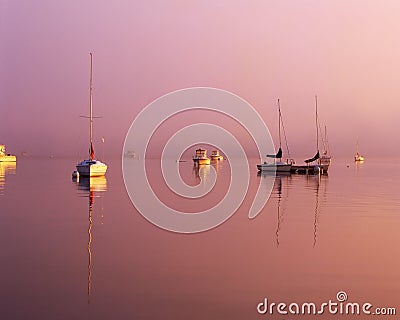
[0,145,16,162]
[193,148,210,165]
[210,150,223,161]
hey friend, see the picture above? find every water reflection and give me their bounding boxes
[355,159,364,175]
[192,164,209,179]
[0,162,16,195]
[75,176,107,192]
[275,175,284,247]
[258,172,290,246]
[259,172,328,247]
[72,176,107,303]
[304,174,328,247]
[192,159,224,183]
[2,158,400,318]
[210,158,224,173]
[311,175,321,247]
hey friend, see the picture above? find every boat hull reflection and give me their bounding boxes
[0,162,17,194]
[72,174,107,303]
[74,176,107,192]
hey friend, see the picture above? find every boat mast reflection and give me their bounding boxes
[313,175,320,247]
[258,172,291,247]
[305,174,328,247]
[275,175,283,247]
[355,159,364,176]
[73,175,107,303]
[259,171,328,247]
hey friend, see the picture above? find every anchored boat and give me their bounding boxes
[258,99,293,173]
[210,150,223,161]
[0,145,16,162]
[193,148,210,165]
[354,140,364,162]
[75,53,107,177]
[291,96,330,174]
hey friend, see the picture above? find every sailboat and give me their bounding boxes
[75,53,107,177]
[192,148,211,166]
[354,140,364,162]
[291,96,329,174]
[257,99,292,172]
[210,150,224,161]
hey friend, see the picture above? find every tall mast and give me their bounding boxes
[324,125,329,155]
[278,99,282,148]
[278,99,282,160]
[89,53,93,159]
[315,95,319,152]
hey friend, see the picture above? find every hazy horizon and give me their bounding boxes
[2,0,400,159]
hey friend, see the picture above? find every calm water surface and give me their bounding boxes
[1,157,399,319]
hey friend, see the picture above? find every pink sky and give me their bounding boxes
[1,0,400,159]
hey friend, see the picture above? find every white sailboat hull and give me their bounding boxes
[76,160,107,177]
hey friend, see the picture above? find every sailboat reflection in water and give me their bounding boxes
[259,172,290,247]
[258,172,328,247]
[72,175,107,303]
[274,175,286,247]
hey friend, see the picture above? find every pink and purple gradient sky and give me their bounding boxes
[1,0,400,159]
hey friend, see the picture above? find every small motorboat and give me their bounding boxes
[0,145,16,162]
[210,150,223,161]
[192,148,210,165]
